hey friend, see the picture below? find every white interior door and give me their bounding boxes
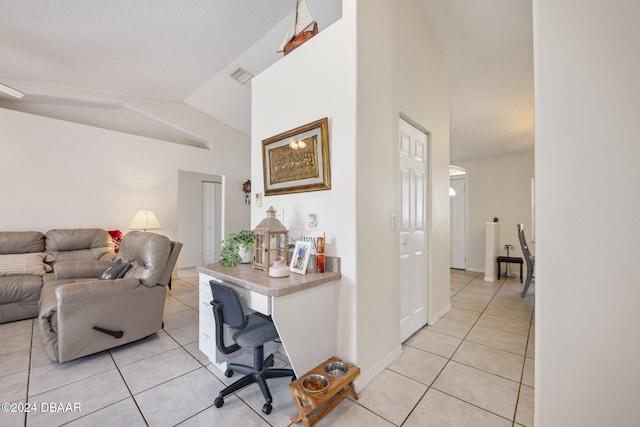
[399,118,428,342]
[202,182,222,264]
[450,176,467,269]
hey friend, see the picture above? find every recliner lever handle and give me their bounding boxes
[93,326,124,339]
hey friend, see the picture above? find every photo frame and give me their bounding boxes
[290,241,311,275]
[262,117,331,196]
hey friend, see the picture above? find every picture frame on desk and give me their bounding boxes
[289,230,325,256]
[290,241,311,275]
[262,117,331,196]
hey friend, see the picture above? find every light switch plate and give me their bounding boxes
[307,213,317,228]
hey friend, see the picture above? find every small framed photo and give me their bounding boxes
[290,241,311,275]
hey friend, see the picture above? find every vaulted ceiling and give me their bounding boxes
[419,0,534,162]
[0,0,533,162]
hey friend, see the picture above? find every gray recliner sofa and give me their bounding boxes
[0,229,117,325]
[0,231,49,323]
[38,231,182,362]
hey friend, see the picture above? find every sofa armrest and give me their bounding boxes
[54,260,113,280]
[54,278,142,304]
[99,253,117,262]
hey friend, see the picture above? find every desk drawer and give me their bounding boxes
[198,309,217,363]
[200,274,271,315]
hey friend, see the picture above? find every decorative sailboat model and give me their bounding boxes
[278,0,319,55]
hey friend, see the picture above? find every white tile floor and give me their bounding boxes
[0,269,534,426]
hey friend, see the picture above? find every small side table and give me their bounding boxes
[496,256,524,283]
[289,357,360,427]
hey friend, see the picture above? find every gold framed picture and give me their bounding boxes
[262,117,331,196]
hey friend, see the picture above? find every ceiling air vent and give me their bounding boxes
[230,67,253,85]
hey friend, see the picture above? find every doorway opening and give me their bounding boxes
[450,175,467,269]
[177,170,223,268]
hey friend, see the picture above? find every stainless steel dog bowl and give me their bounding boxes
[301,374,330,393]
[324,361,349,377]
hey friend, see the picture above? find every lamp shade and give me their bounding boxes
[128,210,161,231]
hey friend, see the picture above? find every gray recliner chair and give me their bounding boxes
[38,231,182,362]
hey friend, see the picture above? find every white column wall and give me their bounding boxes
[251,11,359,363]
[252,0,450,386]
[354,0,451,379]
[389,0,451,326]
[534,0,640,425]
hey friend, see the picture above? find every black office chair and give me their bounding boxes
[209,281,295,414]
[517,224,535,297]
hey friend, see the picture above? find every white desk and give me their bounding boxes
[197,263,341,377]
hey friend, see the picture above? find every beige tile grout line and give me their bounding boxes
[399,274,528,426]
[511,297,535,427]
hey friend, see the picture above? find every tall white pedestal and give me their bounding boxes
[484,222,500,282]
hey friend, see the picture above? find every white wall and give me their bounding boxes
[0,108,250,268]
[354,0,451,377]
[389,0,451,327]
[534,0,640,425]
[252,3,359,364]
[252,0,450,387]
[457,152,534,273]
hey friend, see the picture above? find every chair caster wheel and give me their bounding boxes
[262,403,272,415]
[214,397,224,408]
[224,369,233,378]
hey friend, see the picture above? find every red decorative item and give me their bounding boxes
[108,230,123,253]
[316,237,325,273]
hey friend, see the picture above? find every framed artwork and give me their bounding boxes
[262,117,331,196]
[290,241,311,275]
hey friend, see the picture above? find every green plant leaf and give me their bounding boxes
[219,230,254,266]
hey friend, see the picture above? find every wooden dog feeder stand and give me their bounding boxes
[289,357,360,426]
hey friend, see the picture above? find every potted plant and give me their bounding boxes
[220,230,254,266]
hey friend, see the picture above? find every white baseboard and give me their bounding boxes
[428,302,452,325]
[353,345,402,393]
[466,267,484,273]
[484,275,495,282]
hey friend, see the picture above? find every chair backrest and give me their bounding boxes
[45,228,115,265]
[118,231,171,287]
[517,224,532,262]
[0,231,45,254]
[209,281,246,354]
[157,240,183,286]
[210,281,246,328]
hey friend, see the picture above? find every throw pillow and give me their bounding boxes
[100,258,130,280]
[116,261,132,278]
[0,253,52,276]
[108,229,123,253]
